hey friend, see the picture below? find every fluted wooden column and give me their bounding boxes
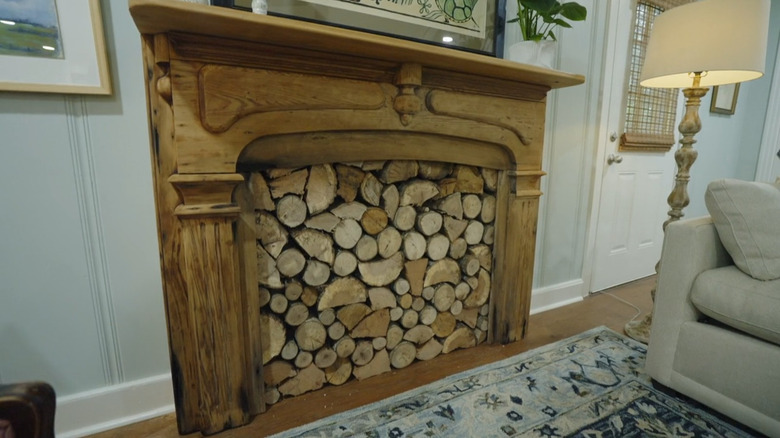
[490,171,544,343]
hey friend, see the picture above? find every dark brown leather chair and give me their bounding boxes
[0,382,55,438]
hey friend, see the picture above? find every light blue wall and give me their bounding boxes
[505,0,608,288]
[0,0,169,396]
[686,0,780,218]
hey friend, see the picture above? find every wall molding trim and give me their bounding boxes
[530,279,585,315]
[55,373,174,438]
[65,95,123,384]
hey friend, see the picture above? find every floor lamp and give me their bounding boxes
[624,0,770,343]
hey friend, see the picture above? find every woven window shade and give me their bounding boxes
[621,0,693,152]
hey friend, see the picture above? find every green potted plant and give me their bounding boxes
[507,0,587,69]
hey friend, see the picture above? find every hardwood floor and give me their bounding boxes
[87,276,655,438]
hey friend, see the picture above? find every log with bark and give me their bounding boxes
[442,327,476,353]
[358,252,404,287]
[293,229,335,265]
[368,287,397,310]
[335,164,365,203]
[416,338,443,361]
[249,172,275,211]
[306,164,337,215]
[360,173,383,206]
[260,313,286,364]
[256,212,289,258]
[418,161,453,180]
[269,169,308,199]
[353,349,390,380]
[379,160,418,184]
[318,277,367,310]
[278,364,325,397]
[400,179,440,206]
[350,308,390,338]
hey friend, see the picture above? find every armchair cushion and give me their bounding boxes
[704,179,780,280]
[691,265,780,346]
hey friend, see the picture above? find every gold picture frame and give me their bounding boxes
[710,83,740,115]
[0,0,111,95]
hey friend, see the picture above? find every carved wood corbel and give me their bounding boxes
[394,63,423,125]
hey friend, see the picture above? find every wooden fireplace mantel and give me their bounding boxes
[130,1,583,435]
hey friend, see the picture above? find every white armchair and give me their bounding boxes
[645,179,780,437]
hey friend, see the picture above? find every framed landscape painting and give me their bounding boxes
[215,0,505,57]
[0,0,111,94]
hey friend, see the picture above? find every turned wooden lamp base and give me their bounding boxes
[624,77,708,345]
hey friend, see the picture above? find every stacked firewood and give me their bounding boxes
[252,160,496,404]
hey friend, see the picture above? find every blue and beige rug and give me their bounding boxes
[270,327,755,437]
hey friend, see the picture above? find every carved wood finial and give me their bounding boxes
[154,34,172,104]
[394,63,423,125]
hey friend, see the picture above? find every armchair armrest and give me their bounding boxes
[645,216,733,384]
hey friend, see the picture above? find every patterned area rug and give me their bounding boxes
[270,327,755,437]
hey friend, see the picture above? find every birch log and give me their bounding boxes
[355,235,379,261]
[295,319,327,351]
[333,251,358,276]
[276,195,308,228]
[402,232,427,261]
[377,227,402,259]
[390,341,416,369]
[303,260,330,286]
[416,211,443,236]
[277,248,306,278]
[426,234,450,261]
[334,219,362,249]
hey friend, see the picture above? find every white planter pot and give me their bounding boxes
[507,41,557,70]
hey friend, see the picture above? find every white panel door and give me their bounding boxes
[590,0,676,292]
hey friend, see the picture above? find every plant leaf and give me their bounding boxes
[560,2,587,21]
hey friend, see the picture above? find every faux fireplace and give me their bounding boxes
[130,1,583,435]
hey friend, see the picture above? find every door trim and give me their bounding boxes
[756,40,780,182]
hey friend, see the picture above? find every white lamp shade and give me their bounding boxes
[640,0,770,88]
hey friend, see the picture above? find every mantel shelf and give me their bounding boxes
[129,0,584,90]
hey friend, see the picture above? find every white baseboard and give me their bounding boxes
[530,279,585,315]
[55,373,174,438]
